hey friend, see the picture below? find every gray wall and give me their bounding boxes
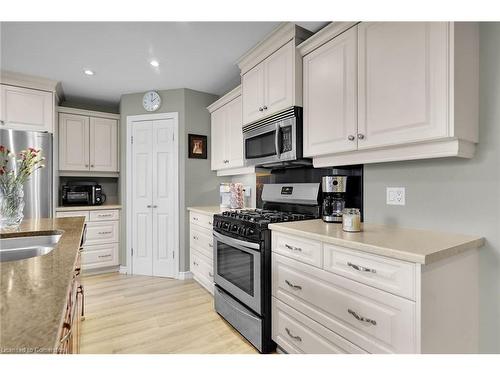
[363,23,500,353]
[119,88,221,272]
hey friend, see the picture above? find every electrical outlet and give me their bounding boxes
[386,187,405,206]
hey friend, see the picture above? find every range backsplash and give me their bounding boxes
[256,165,364,220]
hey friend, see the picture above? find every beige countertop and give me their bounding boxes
[0,217,86,353]
[269,219,485,265]
[55,204,122,212]
[187,206,256,215]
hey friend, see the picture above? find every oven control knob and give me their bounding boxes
[232,224,238,232]
[247,228,255,235]
[223,222,229,229]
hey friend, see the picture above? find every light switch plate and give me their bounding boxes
[244,186,251,197]
[386,187,405,205]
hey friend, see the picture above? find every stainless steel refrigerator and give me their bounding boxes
[0,129,53,218]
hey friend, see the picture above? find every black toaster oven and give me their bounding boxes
[62,183,106,206]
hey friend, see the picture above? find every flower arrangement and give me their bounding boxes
[0,145,45,228]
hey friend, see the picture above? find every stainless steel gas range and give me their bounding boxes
[212,183,321,353]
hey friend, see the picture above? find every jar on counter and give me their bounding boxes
[342,208,361,232]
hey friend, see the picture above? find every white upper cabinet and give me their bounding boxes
[226,96,244,168]
[299,22,479,167]
[241,64,265,125]
[263,41,294,116]
[239,23,313,126]
[59,113,90,171]
[58,108,119,173]
[90,117,119,172]
[0,84,54,132]
[357,22,448,149]
[210,107,226,171]
[303,26,358,157]
[208,87,244,172]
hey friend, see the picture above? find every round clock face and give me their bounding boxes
[142,91,161,112]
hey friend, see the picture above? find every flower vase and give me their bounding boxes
[0,183,25,229]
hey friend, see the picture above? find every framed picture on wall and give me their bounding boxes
[188,134,207,159]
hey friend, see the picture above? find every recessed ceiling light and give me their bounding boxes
[150,60,160,68]
[84,69,94,76]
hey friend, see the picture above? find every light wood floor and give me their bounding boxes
[80,272,258,354]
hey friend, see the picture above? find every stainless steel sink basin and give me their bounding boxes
[0,234,62,262]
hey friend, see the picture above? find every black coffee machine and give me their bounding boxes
[321,175,347,223]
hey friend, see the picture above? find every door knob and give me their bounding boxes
[348,135,355,141]
[357,133,365,140]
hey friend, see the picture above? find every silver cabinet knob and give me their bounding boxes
[85,164,89,168]
[147,205,152,208]
[0,120,5,125]
[357,133,365,140]
[258,107,264,112]
[348,135,355,141]
[263,105,268,110]
[90,164,94,168]
[152,205,158,208]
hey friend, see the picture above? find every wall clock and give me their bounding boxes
[142,91,161,112]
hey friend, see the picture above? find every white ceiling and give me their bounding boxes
[0,22,327,109]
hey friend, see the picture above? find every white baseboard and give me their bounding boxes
[178,271,193,280]
[119,266,128,274]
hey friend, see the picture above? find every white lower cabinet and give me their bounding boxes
[271,230,479,354]
[56,209,120,271]
[189,210,215,294]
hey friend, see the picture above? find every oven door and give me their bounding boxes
[213,231,261,314]
[243,118,296,167]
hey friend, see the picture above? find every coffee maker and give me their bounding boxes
[321,175,347,223]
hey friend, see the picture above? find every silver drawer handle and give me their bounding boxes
[347,262,376,273]
[208,243,213,248]
[98,231,111,235]
[208,221,212,225]
[285,244,302,252]
[285,328,302,342]
[348,308,377,326]
[192,236,199,240]
[98,254,112,258]
[193,261,198,266]
[285,280,302,290]
[193,217,199,221]
[98,214,112,217]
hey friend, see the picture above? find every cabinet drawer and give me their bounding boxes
[272,253,416,353]
[272,297,367,354]
[323,244,416,300]
[56,211,90,221]
[191,249,214,294]
[82,243,118,269]
[189,211,213,230]
[84,221,119,245]
[272,231,323,268]
[190,226,213,259]
[89,209,120,222]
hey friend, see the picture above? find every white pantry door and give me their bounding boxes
[131,118,177,277]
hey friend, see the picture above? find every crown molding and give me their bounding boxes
[298,22,359,57]
[206,85,241,113]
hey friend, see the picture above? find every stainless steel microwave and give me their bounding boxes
[242,107,311,168]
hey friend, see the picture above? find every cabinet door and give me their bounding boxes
[59,113,89,171]
[89,117,118,172]
[226,96,244,169]
[358,22,449,149]
[264,40,294,117]
[303,26,358,157]
[242,63,265,125]
[210,107,226,170]
[0,84,53,132]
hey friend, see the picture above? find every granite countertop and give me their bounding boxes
[0,217,86,353]
[269,219,485,265]
[55,204,122,212]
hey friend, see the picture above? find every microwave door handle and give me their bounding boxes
[275,123,281,158]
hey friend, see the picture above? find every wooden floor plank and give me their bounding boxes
[80,272,258,354]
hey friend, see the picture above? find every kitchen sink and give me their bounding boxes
[0,233,62,262]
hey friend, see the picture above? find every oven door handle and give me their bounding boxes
[275,122,281,158]
[213,231,260,251]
